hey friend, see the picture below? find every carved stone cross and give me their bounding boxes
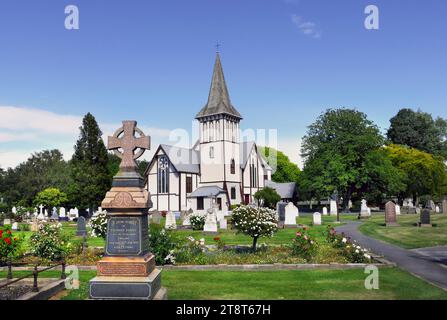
[108,120,150,171]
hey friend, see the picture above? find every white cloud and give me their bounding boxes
[291,14,322,39]
[0,106,172,169]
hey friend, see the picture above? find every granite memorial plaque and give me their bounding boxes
[106,217,142,256]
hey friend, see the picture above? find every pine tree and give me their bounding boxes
[70,113,111,215]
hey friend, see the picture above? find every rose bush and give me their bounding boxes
[291,227,317,261]
[88,210,107,239]
[29,223,71,261]
[190,214,206,231]
[0,226,22,262]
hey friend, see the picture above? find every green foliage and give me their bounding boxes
[291,228,317,261]
[70,113,111,210]
[148,224,177,265]
[231,205,278,251]
[260,147,301,183]
[33,188,68,210]
[190,214,206,230]
[387,108,447,159]
[325,225,371,263]
[29,223,71,261]
[386,144,447,200]
[254,187,281,209]
[300,108,389,209]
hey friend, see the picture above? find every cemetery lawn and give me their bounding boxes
[2,267,447,300]
[359,214,447,249]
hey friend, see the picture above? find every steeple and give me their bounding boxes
[196,53,242,120]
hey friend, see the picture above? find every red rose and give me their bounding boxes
[213,237,221,241]
[7,230,11,235]
[5,238,11,245]
[0,230,3,238]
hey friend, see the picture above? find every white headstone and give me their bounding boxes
[330,200,338,216]
[3,219,11,225]
[322,207,328,216]
[12,206,17,215]
[204,208,218,233]
[284,202,299,226]
[367,207,371,216]
[39,204,44,215]
[165,211,177,230]
[435,206,440,213]
[395,205,401,215]
[360,199,369,217]
[182,208,193,226]
[219,218,227,230]
[12,222,19,231]
[37,212,45,220]
[59,207,66,218]
[44,209,48,217]
[313,212,322,226]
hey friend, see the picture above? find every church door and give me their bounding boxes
[244,195,250,205]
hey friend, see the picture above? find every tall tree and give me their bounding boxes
[300,108,398,211]
[386,144,447,205]
[259,147,301,183]
[387,108,447,159]
[70,113,111,213]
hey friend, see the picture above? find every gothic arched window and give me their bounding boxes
[230,158,235,174]
[158,156,169,194]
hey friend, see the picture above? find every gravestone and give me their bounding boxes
[322,207,328,216]
[385,201,399,227]
[50,207,59,221]
[330,200,338,216]
[443,200,447,214]
[284,202,299,227]
[31,217,39,232]
[165,211,177,230]
[276,202,287,223]
[44,209,48,217]
[76,216,87,236]
[12,222,19,231]
[89,120,166,300]
[367,208,371,216]
[435,206,440,213]
[395,205,401,215]
[427,200,435,210]
[360,199,369,218]
[415,207,421,215]
[203,207,218,234]
[313,212,322,226]
[3,219,11,225]
[182,209,193,227]
[219,218,227,230]
[420,209,432,227]
[12,207,17,216]
[59,207,68,221]
[151,211,162,224]
[37,212,45,220]
[39,204,44,216]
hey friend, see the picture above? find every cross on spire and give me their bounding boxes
[216,41,221,53]
[108,121,150,172]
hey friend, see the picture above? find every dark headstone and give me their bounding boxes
[420,209,432,227]
[76,216,87,236]
[277,202,287,222]
[385,201,398,227]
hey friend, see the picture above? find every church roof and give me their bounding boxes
[196,53,242,120]
[158,144,200,174]
[187,186,225,198]
[240,141,272,170]
[265,181,297,200]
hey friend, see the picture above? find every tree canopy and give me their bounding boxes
[387,108,447,159]
[33,188,68,209]
[254,187,281,209]
[259,147,301,183]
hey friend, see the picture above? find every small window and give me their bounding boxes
[231,187,236,200]
[186,177,193,194]
[230,159,235,174]
[209,146,214,159]
[197,197,204,210]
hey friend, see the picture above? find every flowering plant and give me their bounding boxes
[231,205,278,251]
[88,211,107,239]
[325,226,372,263]
[190,214,206,230]
[29,223,71,261]
[291,227,317,261]
[0,226,22,262]
[148,224,177,265]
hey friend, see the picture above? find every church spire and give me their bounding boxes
[196,53,242,120]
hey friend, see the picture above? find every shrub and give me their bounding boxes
[0,226,22,262]
[148,224,177,265]
[231,205,278,251]
[291,228,317,261]
[190,214,206,231]
[174,236,207,264]
[88,211,107,239]
[254,187,281,209]
[29,223,71,261]
[325,225,372,263]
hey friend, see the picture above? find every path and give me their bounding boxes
[336,221,447,291]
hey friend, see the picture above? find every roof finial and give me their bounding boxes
[216,41,221,54]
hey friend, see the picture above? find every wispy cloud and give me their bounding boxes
[291,14,322,39]
[0,106,171,168]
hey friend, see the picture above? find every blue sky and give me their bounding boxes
[0,0,446,168]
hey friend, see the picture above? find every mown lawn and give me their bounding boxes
[359,213,447,249]
[2,267,446,300]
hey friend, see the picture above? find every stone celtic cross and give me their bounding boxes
[108,120,150,171]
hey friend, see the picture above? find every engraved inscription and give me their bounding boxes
[98,263,146,276]
[106,217,141,255]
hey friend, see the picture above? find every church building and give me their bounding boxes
[145,53,273,214]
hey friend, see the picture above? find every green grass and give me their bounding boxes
[359,214,447,249]
[2,267,446,300]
